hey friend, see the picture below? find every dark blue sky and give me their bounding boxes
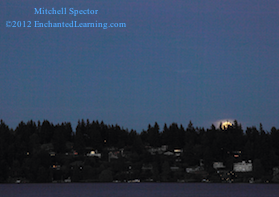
[1,0,279,132]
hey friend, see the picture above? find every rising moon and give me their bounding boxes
[221,121,233,130]
[214,119,234,129]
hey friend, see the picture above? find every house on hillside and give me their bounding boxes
[174,149,183,157]
[147,145,168,155]
[86,150,101,158]
[233,161,252,172]
[108,150,121,161]
[186,166,204,173]
[213,162,225,170]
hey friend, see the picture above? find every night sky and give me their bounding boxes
[1,0,279,132]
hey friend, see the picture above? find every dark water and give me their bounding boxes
[0,183,278,197]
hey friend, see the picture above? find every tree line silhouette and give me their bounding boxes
[0,119,278,183]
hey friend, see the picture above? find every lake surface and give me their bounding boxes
[0,183,278,197]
